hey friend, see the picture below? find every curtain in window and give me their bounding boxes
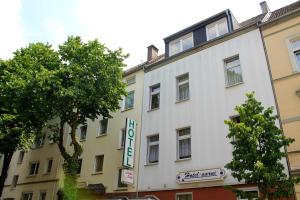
[179,138,191,159]
[149,145,159,163]
[226,65,242,86]
[179,83,189,100]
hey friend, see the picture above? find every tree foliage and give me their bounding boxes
[225,92,299,200]
[0,43,60,197]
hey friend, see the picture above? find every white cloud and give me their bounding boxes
[0,0,25,59]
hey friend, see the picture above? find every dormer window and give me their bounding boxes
[169,33,194,56]
[206,18,228,41]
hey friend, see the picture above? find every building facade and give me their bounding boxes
[261,1,300,198]
[138,7,287,200]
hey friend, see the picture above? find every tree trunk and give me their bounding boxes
[0,151,14,198]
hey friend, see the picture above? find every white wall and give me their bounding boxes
[138,29,280,191]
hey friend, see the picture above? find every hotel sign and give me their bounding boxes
[176,168,226,183]
[122,118,137,168]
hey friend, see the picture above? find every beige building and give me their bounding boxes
[2,127,64,200]
[261,1,300,198]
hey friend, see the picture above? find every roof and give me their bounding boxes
[239,13,266,27]
[268,0,300,21]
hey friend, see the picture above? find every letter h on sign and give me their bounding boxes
[122,118,137,168]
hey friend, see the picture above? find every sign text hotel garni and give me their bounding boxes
[176,168,226,183]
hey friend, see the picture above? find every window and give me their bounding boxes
[21,192,33,200]
[177,74,189,101]
[290,38,300,71]
[45,159,53,174]
[224,56,243,86]
[99,118,108,135]
[119,129,126,149]
[176,193,192,200]
[124,91,134,110]
[32,135,45,149]
[95,155,104,172]
[230,115,240,123]
[117,168,127,188]
[77,159,82,175]
[80,125,87,141]
[206,18,228,40]
[39,191,46,200]
[147,135,159,164]
[237,188,259,200]
[17,151,25,164]
[177,128,191,159]
[150,84,160,110]
[28,162,39,176]
[11,175,18,188]
[126,75,136,85]
[169,33,194,56]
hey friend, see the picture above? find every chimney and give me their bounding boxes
[147,45,159,61]
[260,1,270,13]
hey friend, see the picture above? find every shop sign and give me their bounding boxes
[121,169,134,185]
[176,168,226,183]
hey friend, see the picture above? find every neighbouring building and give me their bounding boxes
[1,120,64,200]
[137,4,289,200]
[260,1,300,198]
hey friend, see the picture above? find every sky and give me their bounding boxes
[0,0,297,69]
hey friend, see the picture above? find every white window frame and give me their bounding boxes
[94,155,104,173]
[176,73,190,101]
[236,187,259,200]
[176,192,193,200]
[21,192,33,200]
[206,17,228,41]
[286,34,300,72]
[224,55,243,87]
[39,191,47,200]
[11,175,19,189]
[17,151,25,164]
[147,134,159,164]
[169,33,194,56]
[149,84,160,110]
[28,161,39,176]
[99,117,108,136]
[32,135,45,149]
[177,127,192,160]
[79,124,87,141]
[44,158,53,174]
[123,90,135,110]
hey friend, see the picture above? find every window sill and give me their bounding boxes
[147,108,159,112]
[117,147,124,150]
[79,139,86,142]
[96,134,107,138]
[27,174,37,178]
[121,107,134,112]
[43,172,50,175]
[10,187,16,191]
[91,171,103,175]
[17,162,22,165]
[175,98,190,104]
[175,158,191,162]
[144,162,158,166]
[225,81,243,88]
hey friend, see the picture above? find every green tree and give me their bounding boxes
[49,36,127,200]
[225,92,299,200]
[0,44,60,197]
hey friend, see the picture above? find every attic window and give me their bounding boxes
[169,33,194,56]
[206,18,228,41]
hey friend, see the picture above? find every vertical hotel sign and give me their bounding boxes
[122,118,137,168]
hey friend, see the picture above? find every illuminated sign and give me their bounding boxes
[122,118,137,168]
[121,169,134,185]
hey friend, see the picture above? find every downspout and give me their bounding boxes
[135,66,146,198]
[256,21,294,183]
[226,9,234,32]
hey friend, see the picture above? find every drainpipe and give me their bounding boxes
[256,21,296,198]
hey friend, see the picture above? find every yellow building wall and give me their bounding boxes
[262,13,300,199]
[70,69,144,195]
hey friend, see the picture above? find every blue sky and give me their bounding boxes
[0,0,297,68]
